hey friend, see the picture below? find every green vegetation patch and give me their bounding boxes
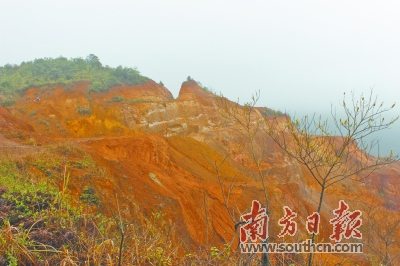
[77,104,92,116]
[107,95,150,104]
[108,95,126,103]
[80,186,101,206]
[0,54,149,100]
[261,108,284,117]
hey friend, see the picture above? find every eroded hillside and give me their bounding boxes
[1,80,399,265]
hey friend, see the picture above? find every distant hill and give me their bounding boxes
[0,54,148,106]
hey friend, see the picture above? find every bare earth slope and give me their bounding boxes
[2,80,399,264]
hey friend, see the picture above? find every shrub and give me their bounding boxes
[38,119,50,127]
[0,98,16,107]
[26,138,36,146]
[77,104,92,116]
[262,108,284,117]
[80,186,101,206]
[185,77,213,93]
[127,99,148,104]
[109,95,125,103]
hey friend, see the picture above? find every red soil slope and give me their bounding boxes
[0,107,34,132]
[1,80,399,264]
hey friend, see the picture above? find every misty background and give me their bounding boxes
[1,1,399,156]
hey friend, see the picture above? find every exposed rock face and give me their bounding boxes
[3,80,400,264]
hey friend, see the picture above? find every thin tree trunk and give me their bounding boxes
[308,184,326,266]
[261,250,270,266]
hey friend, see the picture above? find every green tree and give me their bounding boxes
[85,54,102,69]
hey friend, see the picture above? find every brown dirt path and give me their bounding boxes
[0,134,41,157]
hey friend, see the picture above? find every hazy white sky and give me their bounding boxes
[1,0,399,154]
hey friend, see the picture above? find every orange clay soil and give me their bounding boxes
[1,80,399,264]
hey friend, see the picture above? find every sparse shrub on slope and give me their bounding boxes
[185,76,213,93]
[0,143,279,265]
[77,104,92,116]
[0,149,175,265]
